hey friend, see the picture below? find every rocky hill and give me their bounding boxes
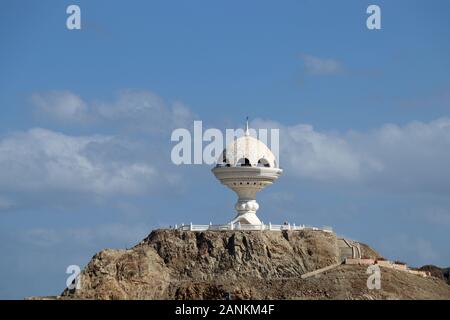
[418,265,450,285]
[50,229,450,300]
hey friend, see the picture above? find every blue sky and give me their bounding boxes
[1,0,450,299]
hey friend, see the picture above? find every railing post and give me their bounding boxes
[190,222,193,231]
[269,222,272,230]
[293,223,296,229]
[175,224,178,229]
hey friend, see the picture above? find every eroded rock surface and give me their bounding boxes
[58,229,450,300]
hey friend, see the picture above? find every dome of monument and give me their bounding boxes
[218,134,278,168]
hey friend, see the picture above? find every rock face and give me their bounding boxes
[60,229,450,300]
[419,265,450,285]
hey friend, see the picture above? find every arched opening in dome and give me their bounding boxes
[237,158,251,167]
[257,158,270,168]
[220,153,230,167]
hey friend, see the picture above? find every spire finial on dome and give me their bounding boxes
[245,116,249,136]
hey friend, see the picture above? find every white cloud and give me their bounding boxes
[31,89,194,132]
[31,91,89,124]
[1,88,194,211]
[253,117,450,194]
[0,128,175,197]
[283,123,363,181]
[301,54,344,75]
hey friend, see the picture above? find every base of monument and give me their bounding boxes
[230,212,262,225]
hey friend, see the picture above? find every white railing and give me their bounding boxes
[173,222,333,233]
